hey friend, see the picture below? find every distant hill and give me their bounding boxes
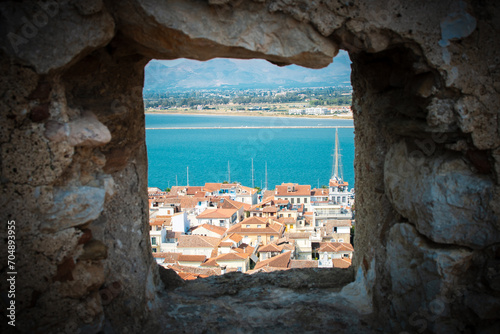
[144,50,351,91]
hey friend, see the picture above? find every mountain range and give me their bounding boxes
[144,50,351,91]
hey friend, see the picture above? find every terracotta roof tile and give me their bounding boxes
[254,251,291,270]
[258,243,281,253]
[275,183,311,196]
[178,235,221,248]
[289,260,319,268]
[203,183,223,192]
[196,208,238,219]
[332,258,352,268]
[186,186,203,195]
[177,254,206,262]
[193,224,227,236]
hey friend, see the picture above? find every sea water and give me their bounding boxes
[145,114,355,191]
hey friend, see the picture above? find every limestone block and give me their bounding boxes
[78,240,108,261]
[0,1,115,73]
[44,111,111,147]
[1,126,73,186]
[455,96,500,150]
[426,98,456,131]
[384,140,499,249]
[56,262,106,298]
[42,186,106,232]
[118,0,337,68]
[32,228,82,263]
[387,223,473,332]
[72,0,103,16]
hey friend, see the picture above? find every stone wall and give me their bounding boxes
[1,0,499,333]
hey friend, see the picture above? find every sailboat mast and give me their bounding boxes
[333,128,339,179]
[251,158,254,188]
[265,161,268,190]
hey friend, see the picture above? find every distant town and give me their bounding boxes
[144,86,353,118]
[148,130,354,280]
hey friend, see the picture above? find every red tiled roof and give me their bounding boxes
[263,206,277,213]
[227,218,284,235]
[289,260,318,268]
[333,258,352,268]
[258,243,281,253]
[311,188,329,196]
[178,235,220,248]
[203,183,223,192]
[254,251,291,270]
[177,254,206,262]
[317,242,354,253]
[192,224,227,236]
[233,243,254,254]
[186,186,203,195]
[226,233,243,243]
[200,257,220,267]
[196,208,238,219]
[215,253,249,261]
[286,232,312,239]
[275,183,311,196]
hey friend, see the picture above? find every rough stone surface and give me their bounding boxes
[42,186,106,232]
[385,140,499,249]
[45,111,111,147]
[0,0,499,333]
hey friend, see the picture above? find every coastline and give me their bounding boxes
[144,109,354,120]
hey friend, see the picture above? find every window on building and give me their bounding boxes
[339,238,344,242]
[297,198,300,204]
[257,225,261,228]
[291,198,294,204]
[246,225,250,228]
[257,235,262,243]
[244,235,248,239]
[288,214,291,217]
[333,227,337,233]
[270,235,275,241]
[304,198,308,203]
[237,267,242,272]
[151,237,157,245]
[156,226,161,231]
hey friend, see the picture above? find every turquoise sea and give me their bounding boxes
[145,114,355,191]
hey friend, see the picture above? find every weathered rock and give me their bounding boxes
[1,0,499,333]
[45,111,111,147]
[42,186,106,232]
[79,240,108,261]
[465,291,500,320]
[385,140,499,249]
[0,1,115,73]
[116,0,337,68]
[386,223,473,332]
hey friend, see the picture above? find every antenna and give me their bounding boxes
[228,161,231,183]
[187,166,189,186]
[251,158,254,188]
[265,161,268,190]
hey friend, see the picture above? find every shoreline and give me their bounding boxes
[144,110,354,120]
